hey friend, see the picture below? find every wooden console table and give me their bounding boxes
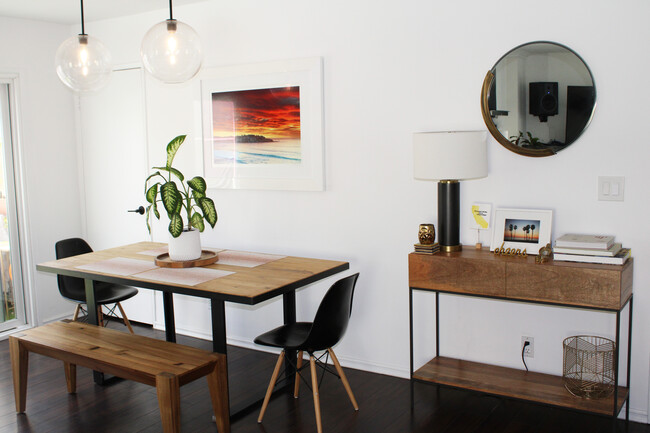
[408,248,633,421]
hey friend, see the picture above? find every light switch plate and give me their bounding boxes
[598,176,625,201]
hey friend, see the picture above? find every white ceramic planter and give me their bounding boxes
[168,228,202,261]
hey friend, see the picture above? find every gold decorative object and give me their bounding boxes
[493,243,527,257]
[418,224,436,245]
[563,335,615,399]
[536,243,553,264]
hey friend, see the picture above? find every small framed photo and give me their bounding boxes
[490,208,553,255]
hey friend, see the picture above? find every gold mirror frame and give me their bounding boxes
[480,41,596,158]
[481,71,554,158]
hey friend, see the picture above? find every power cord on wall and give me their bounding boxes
[521,340,530,371]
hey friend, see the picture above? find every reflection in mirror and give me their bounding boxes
[481,41,596,157]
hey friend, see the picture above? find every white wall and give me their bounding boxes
[80,0,650,422]
[0,17,81,325]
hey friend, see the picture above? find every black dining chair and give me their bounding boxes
[55,238,138,333]
[254,273,360,433]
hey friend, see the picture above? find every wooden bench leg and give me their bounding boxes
[207,357,230,433]
[64,362,77,393]
[156,373,181,433]
[9,336,28,413]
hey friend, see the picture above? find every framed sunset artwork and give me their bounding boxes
[200,58,324,190]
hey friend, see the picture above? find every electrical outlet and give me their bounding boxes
[522,336,534,358]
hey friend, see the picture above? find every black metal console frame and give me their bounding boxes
[408,286,633,422]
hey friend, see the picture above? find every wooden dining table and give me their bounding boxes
[37,241,350,418]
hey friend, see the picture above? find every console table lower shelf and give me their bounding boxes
[413,356,628,416]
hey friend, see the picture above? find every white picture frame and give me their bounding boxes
[200,57,324,191]
[490,208,553,255]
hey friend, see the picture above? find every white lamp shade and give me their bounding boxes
[141,19,202,83]
[413,131,488,181]
[55,34,112,92]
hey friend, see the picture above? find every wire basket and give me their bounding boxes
[563,335,615,399]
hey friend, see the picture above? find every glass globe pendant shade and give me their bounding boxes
[141,19,202,83]
[55,34,113,92]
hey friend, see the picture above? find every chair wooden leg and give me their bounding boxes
[328,348,359,410]
[258,351,285,423]
[156,372,181,433]
[97,306,104,327]
[9,336,28,413]
[116,302,135,334]
[64,362,77,393]
[206,357,230,433]
[72,304,81,321]
[310,355,323,433]
[294,350,303,398]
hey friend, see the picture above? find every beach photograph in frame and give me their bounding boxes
[211,87,302,165]
[201,58,324,190]
[490,208,553,255]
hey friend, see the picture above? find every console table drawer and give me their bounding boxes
[409,253,505,296]
[506,262,632,309]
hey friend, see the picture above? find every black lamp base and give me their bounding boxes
[438,181,461,252]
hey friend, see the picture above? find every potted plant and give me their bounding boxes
[144,135,217,261]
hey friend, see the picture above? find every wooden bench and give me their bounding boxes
[9,320,230,433]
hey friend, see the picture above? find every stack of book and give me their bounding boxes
[414,243,440,255]
[553,234,631,265]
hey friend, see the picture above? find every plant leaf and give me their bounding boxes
[153,166,184,182]
[187,176,207,193]
[192,190,205,202]
[166,135,186,168]
[144,171,163,193]
[168,213,183,238]
[190,212,205,232]
[199,197,218,228]
[152,199,160,219]
[161,181,182,215]
[145,183,158,204]
[145,205,152,234]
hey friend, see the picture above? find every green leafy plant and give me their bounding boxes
[509,131,541,147]
[144,135,217,237]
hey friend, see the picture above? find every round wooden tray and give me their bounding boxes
[155,250,219,268]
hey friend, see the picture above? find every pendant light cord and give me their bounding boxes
[79,0,86,35]
[169,0,174,20]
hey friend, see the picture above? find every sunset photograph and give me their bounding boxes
[211,86,302,165]
[503,218,541,243]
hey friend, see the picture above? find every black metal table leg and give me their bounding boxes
[283,290,297,385]
[162,292,176,343]
[84,278,104,385]
[211,298,227,354]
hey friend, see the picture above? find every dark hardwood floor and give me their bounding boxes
[0,322,647,433]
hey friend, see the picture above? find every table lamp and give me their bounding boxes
[413,131,488,252]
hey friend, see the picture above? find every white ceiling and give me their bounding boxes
[0,0,210,25]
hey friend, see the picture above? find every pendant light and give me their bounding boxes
[140,0,202,83]
[55,0,112,92]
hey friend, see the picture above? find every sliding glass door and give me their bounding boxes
[0,81,25,331]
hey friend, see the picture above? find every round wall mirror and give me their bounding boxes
[480,41,596,157]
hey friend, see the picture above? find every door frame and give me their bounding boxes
[0,73,36,335]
